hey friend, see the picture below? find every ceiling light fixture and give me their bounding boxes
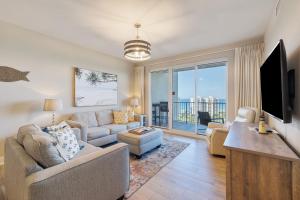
[124,23,151,61]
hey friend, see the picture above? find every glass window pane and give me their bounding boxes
[172,67,196,133]
[151,70,169,128]
[197,64,227,135]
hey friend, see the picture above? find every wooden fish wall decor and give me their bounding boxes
[0,66,30,82]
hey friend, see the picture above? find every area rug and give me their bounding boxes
[125,137,190,198]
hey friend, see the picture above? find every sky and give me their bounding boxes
[177,65,226,99]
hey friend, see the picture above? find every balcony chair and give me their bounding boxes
[152,103,160,126]
[206,107,257,156]
[197,111,224,127]
[159,102,169,127]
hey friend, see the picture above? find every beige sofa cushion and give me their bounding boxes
[23,133,65,168]
[72,112,98,127]
[87,127,110,140]
[73,141,101,159]
[17,124,42,145]
[96,110,113,126]
[102,124,127,134]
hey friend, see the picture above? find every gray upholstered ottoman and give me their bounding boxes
[117,128,163,158]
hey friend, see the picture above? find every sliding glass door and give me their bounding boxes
[196,63,227,134]
[172,67,197,132]
[149,62,227,134]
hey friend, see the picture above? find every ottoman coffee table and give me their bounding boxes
[117,128,163,158]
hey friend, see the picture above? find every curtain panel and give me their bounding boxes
[234,43,264,116]
[133,66,145,114]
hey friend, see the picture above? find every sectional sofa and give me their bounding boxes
[4,109,142,200]
[68,110,142,147]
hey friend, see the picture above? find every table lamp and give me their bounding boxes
[44,98,63,125]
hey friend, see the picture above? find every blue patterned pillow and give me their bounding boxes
[46,121,80,161]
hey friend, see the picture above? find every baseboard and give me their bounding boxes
[163,129,206,140]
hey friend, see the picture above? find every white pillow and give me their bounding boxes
[46,121,80,161]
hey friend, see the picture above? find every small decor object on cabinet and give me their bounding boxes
[258,113,266,134]
[74,67,118,106]
[0,66,30,82]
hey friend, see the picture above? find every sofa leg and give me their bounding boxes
[117,195,125,200]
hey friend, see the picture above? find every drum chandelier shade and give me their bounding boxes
[124,24,151,61]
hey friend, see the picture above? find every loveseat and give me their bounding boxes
[5,124,130,200]
[68,110,142,147]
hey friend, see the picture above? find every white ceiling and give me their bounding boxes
[0,0,277,61]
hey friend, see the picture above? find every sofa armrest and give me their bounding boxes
[211,128,228,137]
[66,120,88,142]
[209,128,228,155]
[25,143,129,200]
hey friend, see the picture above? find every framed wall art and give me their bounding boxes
[74,67,118,106]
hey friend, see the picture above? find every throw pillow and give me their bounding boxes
[113,111,128,124]
[23,133,65,168]
[17,124,42,145]
[45,121,80,161]
[127,110,135,122]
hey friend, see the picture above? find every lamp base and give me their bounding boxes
[52,112,56,125]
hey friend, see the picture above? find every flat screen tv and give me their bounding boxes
[260,39,291,123]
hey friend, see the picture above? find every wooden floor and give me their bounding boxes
[128,134,226,200]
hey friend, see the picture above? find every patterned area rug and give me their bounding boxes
[125,137,190,198]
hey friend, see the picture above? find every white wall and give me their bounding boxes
[0,21,133,156]
[264,0,300,154]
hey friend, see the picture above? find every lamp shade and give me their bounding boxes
[130,98,139,107]
[44,99,63,111]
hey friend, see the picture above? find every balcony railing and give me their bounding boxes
[173,101,226,125]
[152,101,226,129]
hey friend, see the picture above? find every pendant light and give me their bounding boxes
[124,23,151,61]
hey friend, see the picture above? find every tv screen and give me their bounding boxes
[260,40,291,123]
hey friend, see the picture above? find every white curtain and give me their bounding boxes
[234,43,264,115]
[133,66,145,114]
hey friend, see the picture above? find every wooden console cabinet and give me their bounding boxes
[224,122,300,200]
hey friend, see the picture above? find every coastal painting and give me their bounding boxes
[74,67,118,106]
